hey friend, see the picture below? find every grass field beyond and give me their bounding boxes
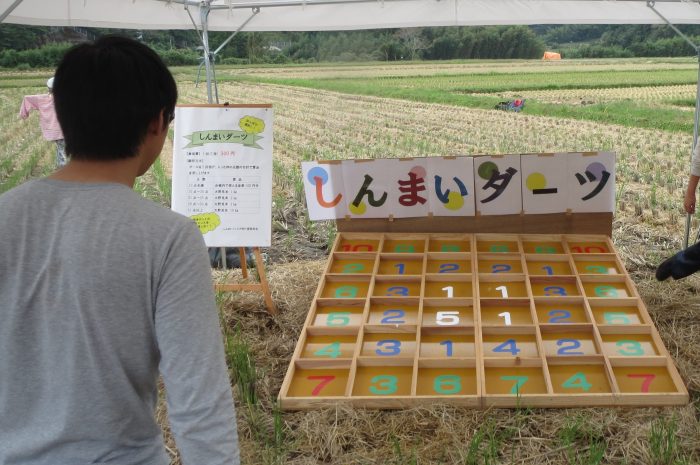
[0,58,698,465]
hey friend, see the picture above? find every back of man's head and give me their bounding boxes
[53,35,177,161]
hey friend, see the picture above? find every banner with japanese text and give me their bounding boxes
[172,105,273,246]
[302,152,615,220]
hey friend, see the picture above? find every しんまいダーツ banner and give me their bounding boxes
[301,152,615,221]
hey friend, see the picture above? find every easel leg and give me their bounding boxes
[239,247,249,279]
[254,247,277,315]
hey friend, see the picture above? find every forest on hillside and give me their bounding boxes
[0,23,699,68]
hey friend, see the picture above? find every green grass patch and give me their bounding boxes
[648,416,690,465]
[557,413,607,465]
[0,145,44,194]
[246,68,697,94]
[151,157,172,206]
[459,418,509,465]
[667,97,697,108]
[240,68,697,133]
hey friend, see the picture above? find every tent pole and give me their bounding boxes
[200,2,215,105]
[0,0,23,23]
[212,8,260,56]
[196,1,228,268]
[692,49,700,245]
[192,2,261,269]
[647,1,700,248]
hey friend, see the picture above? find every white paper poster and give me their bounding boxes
[474,154,522,215]
[302,161,347,220]
[427,156,475,216]
[521,153,568,214]
[567,152,616,213]
[171,105,273,247]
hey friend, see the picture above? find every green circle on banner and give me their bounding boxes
[478,161,498,180]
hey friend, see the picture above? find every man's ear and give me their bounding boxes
[148,111,166,134]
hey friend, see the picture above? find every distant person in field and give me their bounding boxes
[656,142,700,281]
[19,76,67,168]
[0,36,239,465]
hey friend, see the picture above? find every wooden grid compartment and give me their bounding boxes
[279,233,688,409]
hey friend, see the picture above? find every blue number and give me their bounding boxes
[493,338,520,356]
[556,338,584,355]
[492,264,512,273]
[375,339,401,356]
[544,286,567,296]
[542,266,554,275]
[439,263,460,273]
[547,309,572,323]
[439,340,453,357]
[386,286,409,296]
[381,309,406,324]
[394,264,405,275]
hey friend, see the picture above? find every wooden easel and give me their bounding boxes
[215,247,277,315]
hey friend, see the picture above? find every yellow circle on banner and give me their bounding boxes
[445,191,465,210]
[526,173,547,191]
[349,201,367,215]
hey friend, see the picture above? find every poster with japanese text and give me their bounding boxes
[171,105,273,247]
[474,155,522,215]
[427,156,476,216]
[302,161,347,220]
[567,152,616,213]
[521,153,568,214]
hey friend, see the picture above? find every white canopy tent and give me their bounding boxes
[2,0,700,242]
[2,0,700,31]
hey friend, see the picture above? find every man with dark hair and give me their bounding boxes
[0,36,239,465]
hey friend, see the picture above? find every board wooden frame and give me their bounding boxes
[278,232,688,410]
[336,213,613,236]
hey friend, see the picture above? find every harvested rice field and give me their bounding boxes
[1,57,699,464]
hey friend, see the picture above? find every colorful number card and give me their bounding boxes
[279,233,687,409]
[301,152,615,220]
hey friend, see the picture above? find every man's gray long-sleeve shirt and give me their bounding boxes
[0,179,239,465]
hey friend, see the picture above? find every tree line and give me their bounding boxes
[0,24,698,68]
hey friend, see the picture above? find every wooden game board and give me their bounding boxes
[278,233,688,410]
